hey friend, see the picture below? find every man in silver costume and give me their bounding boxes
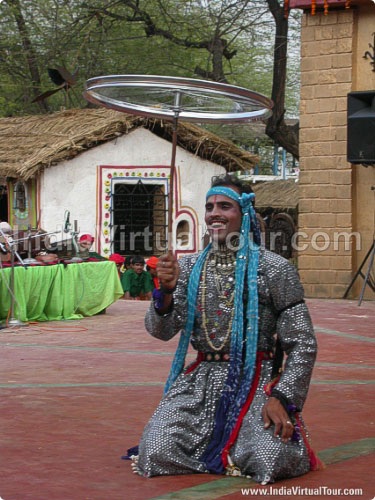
[128,175,318,484]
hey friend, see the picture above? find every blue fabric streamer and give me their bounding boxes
[163,243,212,394]
[199,187,259,472]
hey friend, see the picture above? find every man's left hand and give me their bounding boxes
[261,397,294,443]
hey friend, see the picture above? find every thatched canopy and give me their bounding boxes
[0,108,259,180]
[252,179,299,210]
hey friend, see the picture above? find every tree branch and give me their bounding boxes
[5,0,48,112]
[265,0,299,158]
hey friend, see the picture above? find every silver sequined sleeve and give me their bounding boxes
[144,254,196,341]
[265,252,317,411]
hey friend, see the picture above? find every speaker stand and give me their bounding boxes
[343,238,375,306]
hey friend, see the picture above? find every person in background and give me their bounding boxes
[0,221,12,235]
[121,255,152,300]
[0,221,12,263]
[109,253,125,275]
[124,256,133,271]
[78,234,105,260]
[145,256,159,290]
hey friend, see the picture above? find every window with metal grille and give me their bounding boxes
[112,180,168,256]
[13,181,27,212]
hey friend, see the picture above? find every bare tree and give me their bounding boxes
[80,0,267,82]
[80,0,299,155]
[0,0,301,161]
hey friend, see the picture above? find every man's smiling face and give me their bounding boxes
[205,187,242,244]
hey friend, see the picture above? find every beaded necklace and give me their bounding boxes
[213,264,235,295]
[200,254,235,352]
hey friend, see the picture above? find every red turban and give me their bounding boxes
[109,253,125,264]
[146,256,159,269]
[79,234,94,242]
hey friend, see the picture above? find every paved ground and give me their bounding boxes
[0,298,374,500]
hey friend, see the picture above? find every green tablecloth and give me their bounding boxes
[0,261,124,322]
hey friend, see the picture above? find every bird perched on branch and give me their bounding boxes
[32,66,79,106]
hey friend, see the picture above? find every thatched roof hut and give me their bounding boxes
[252,179,299,211]
[0,108,259,180]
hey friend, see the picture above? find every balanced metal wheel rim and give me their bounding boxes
[83,74,273,250]
[83,74,273,123]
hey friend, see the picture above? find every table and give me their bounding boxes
[0,261,124,322]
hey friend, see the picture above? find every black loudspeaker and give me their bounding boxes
[347,90,375,165]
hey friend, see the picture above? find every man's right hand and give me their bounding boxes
[156,252,179,291]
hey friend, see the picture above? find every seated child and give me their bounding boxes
[121,255,152,300]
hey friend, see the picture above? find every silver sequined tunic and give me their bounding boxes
[137,249,317,483]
